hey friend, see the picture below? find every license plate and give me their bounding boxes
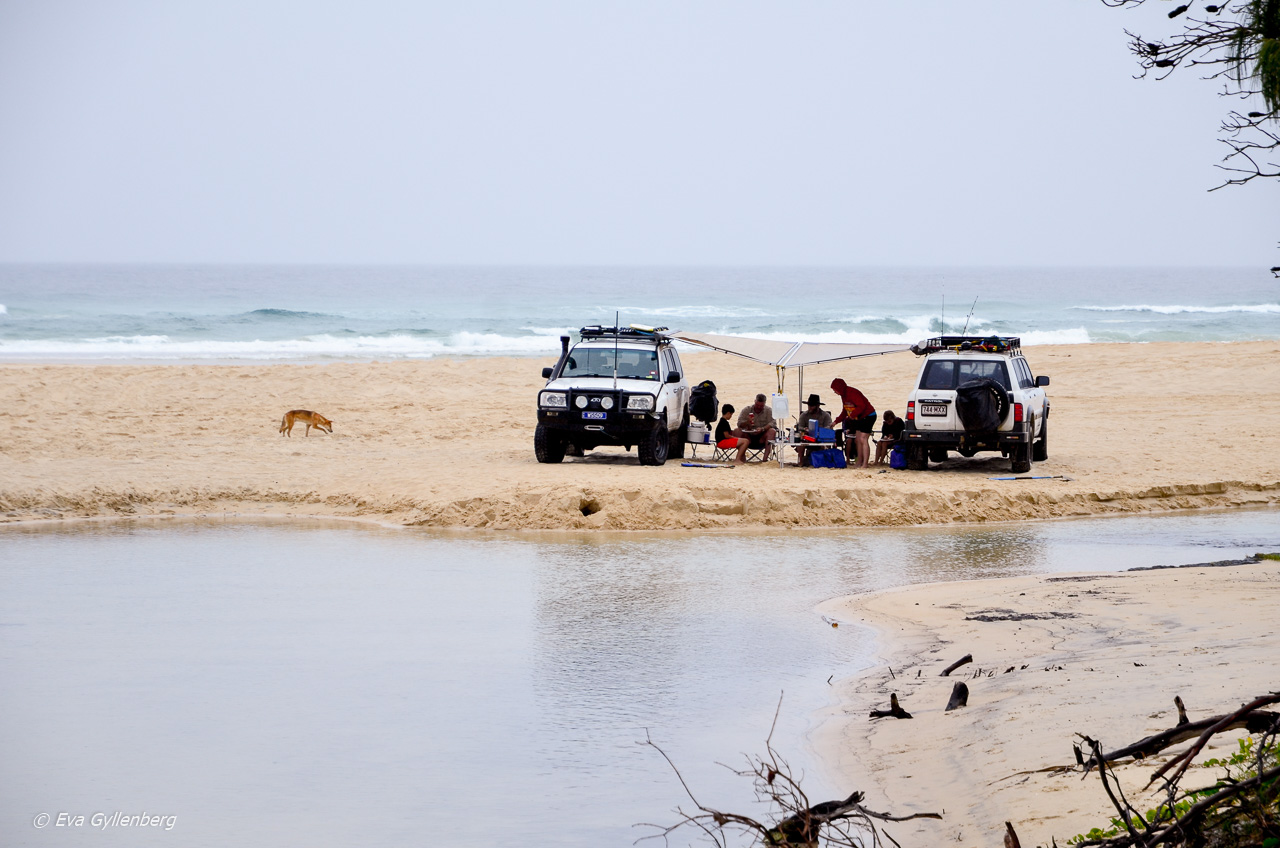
[921,403,948,416]
[581,411,607,420]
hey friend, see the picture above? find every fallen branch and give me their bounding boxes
[940,653,973,677]
[870,693,912,720]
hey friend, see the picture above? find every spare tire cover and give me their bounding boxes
[955,378,1009,432]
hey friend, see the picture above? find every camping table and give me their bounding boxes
[774,437,838,468]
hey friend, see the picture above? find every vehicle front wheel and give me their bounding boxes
[906,444,929,470]
[638,416,670,466]
[534,424,566,464]
[1033,416,1048,462]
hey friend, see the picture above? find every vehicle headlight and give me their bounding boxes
[626,394,655,411]
[575,395,589,409]
[540,391,567,408]
[601,396,614,410]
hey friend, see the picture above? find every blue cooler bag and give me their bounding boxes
[889,446,907,469]
[812,448,847,469]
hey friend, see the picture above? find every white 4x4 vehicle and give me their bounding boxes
[535,326,690,466]
[900,336,1050,474]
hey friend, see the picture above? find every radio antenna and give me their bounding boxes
[613,311,619,390]
[961,297,979,336]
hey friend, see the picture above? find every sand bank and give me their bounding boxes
[815,558,1280,847]
[1,342,1278,528]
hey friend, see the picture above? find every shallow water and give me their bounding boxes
[1,510,1278,847]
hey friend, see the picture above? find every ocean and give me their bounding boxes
[1,264,1277,361]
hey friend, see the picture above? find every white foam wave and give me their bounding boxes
[1074,303,1280,315]
[0,332,567,361]
[0,303,7,315]
[690,325,1091,347]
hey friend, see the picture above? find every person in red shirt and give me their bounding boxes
[831,378,877,469]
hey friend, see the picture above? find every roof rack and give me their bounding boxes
[578,324,671,341]
[911,335,1021,356]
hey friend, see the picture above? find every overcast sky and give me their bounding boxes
[0,1,1274,266]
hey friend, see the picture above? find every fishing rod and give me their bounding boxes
[961,297,979,336]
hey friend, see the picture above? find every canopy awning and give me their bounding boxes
[673,332,909,368]
[672,331,911,398]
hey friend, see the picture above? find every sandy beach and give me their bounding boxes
[1,341,1278,528]
[815,558,1280,847]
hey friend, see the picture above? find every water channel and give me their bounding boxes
[2,509,1277,847]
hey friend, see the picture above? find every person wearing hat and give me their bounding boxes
[794,393,833,467]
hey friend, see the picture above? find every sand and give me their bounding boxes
[815,558,1280,847]
[3,342,1277,846]
[1,341,1278,528]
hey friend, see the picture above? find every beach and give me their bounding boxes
[1,341,1278,528]
[815,557,1280,847]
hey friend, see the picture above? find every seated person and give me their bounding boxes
[734,393,777,462]
[794,393,833,466]
[874,410,906,465]
[715,403,749,457]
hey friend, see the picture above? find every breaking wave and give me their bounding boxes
[1073,303,1280,315]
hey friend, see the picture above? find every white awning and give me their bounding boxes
[673,332,910,368]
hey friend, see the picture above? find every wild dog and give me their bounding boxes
[279,409,333,437]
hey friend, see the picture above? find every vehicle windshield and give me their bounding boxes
[562,347,661,380]
[919,359,1011,390]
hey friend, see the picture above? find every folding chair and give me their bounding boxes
[713,441,767,463]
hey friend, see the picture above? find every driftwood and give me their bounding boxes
[1004,820,1023,848]
[869,693,913,720]
[940,653,973,677]
[1081,694,1279,771]
[644,695,943,847]
[945,681,969,712]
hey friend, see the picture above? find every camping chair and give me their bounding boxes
[713,440,768,463]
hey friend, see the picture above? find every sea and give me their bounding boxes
[1,264,1278,361]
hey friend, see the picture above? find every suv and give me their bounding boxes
[535,326,690,466]
[900,336,1049,474]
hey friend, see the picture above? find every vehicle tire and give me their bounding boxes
[906,444,929,470]
[534,424,567,464]
[929,446,948,463]
[638,416,669,466]
[1033,415,1048,462]
[670,408,688,459]
[1010,427,1032,474]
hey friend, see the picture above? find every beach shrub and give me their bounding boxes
[1068,733,1279,847]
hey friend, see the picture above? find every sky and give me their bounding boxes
[0,0,1275,266]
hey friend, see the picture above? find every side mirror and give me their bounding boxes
[666,371,681,384]
[1036,375,1050,387]
[542,367,553,379]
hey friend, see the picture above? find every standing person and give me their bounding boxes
[874,410,905,465]
[795,393,833,467]
[735,393,777,462]
[831,378,876,469]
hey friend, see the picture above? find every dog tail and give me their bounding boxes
[279,413,288,433]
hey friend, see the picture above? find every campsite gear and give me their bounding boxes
[889,446,907,469]
[686,422,711,444]
[689,380,718,425]
[810,449,847,469]
[988,474,1073,481]
[816,427,836,442]
[681,462,735,469]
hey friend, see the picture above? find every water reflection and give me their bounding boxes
[0,510,1276,848]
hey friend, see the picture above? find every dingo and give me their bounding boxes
[279,409,333,437]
